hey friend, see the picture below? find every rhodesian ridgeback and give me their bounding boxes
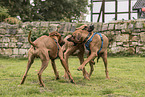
[62,25,95,80]
[68,25,109,79]
[20,31,74,87]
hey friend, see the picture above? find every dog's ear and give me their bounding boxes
[76,33,81,41]
[88,25,94,32]
[76,25,88,30]
[49,31,59,36]
[49,32,54,36]
[67,37,73,42]
[59,37,65,46]
[82,26,88,30]
[72,33,82,43]
[56,32,62,42]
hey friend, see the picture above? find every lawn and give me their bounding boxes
[0,56,145,97]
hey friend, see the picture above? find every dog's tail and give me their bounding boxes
[28,31,36,47]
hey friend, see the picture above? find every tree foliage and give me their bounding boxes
[0,0,88,22]
[0,0,32,22]
[0,6,9,22]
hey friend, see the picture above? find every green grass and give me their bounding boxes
[0,57,145,97]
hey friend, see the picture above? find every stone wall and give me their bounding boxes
[98,19,145,56]
[0,23,29,57]
[0,21,79,58]
[0,19,145,57]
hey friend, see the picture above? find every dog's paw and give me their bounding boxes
[84,73,90,80]
[85,71,89,76]
[90,60,95,65]
[40,83,45,87]
[18,85,21,87]
[70,80,75,84]
[84,76,90,80]
[77,66,83,71]
[106,77,110,79]
[55,77,60,80]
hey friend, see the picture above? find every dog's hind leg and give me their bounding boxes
[102,50,109,79]
[38,60,49,87]
[51,59,59,80]
[20,53,35,85]
[38,50,49,87]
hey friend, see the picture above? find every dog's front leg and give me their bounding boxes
[86,52,95,78]
[59,58,75,83]
[63,47,77,79]
[63,50,70,79]
[77,48,90,80]
[89,61,94,78]
[59,48,75,83]
[77,52,96,71]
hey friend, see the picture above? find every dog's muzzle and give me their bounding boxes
[67,36,78,46]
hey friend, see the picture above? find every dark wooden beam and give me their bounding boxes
[115,0,118,20]
[93,0,115,2]
[129,0,131,20]
[91,0,93,22]
[97,1,103,22]
[102,0,105,22]
[91,0,137,22]
[93,12,137,14]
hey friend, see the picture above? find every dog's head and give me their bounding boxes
[88,24,94,32]
[67,25,94,43]
[49,31,65,46]
[75,24,94,32]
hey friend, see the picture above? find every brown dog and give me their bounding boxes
[20,31,74,87]
[68,25,109,79]
[62,35,90,80]
[62,25,95,80]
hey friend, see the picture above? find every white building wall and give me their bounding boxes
[85,0,138,23]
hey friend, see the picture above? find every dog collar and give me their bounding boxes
[83,32,92,43]
[53,39,59,59]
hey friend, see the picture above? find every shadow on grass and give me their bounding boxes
[102,89,114,95]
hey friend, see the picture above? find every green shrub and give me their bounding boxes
[76,23,85,28]
[30,30,50,41]
[4,17,22,24]
[23,23,50,41]
[0,6,9,22]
